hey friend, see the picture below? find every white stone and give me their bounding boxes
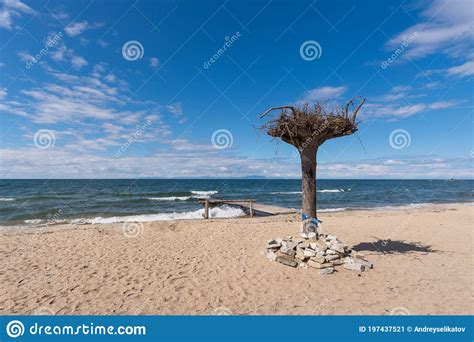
[303,248,316,257]
[330,241,344,254]
[344,257,355,264]
[316,251,325,258]
[344,262,365,272]
[357,259,373,269]
[311,255,326,264]
[325,254,340,262]
[280,245,296,256]
[266,251,277,261]
[320,267,335,275]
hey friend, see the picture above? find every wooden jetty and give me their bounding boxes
[198,199,298,219]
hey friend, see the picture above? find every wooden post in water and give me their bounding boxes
[204,200,209,219]
[249,200,253,218]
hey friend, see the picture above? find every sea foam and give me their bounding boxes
[71,205,244,224]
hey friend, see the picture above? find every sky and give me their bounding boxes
[0,0,473,179]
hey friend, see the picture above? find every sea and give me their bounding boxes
[0,179,472,227]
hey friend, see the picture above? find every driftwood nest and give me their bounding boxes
[259,98,365,151]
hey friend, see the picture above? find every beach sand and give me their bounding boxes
[0,204,472,315]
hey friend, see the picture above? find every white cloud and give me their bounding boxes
[364,100,457,119]
[0,146,470,179]
[300,85,347,103]
[49,43,90,70]
[64,21,87,37]
[0,88,6,99]
[3,0,35,13]
[71,55,88,69]
[446,60,474,77]
[50,10,68,21]
[385,0,473,60]
[16,50,33,62]
[64,21,102,37]
[96,39,109,48]
[0,0,35,29]
[0,9,13,29]
[105,74,116,83]
[166,103,183,116]
[102,123,124,134]
[166,103,187,124]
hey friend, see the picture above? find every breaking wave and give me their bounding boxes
[191,190,218,196]
[270,191,302,195]
[0,197,15,201]
[148,196,192,201]
[271,189,349,195]
[70,205,244,224]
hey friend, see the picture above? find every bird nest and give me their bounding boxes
[259,98,365,151]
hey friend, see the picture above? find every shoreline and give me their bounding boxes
[1,201,472,231]
[1,203,472,315]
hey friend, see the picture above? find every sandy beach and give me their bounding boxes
[0,204,472,315]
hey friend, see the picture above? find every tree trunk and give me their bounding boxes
[300,146,318,218]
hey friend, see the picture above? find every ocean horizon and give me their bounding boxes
[1,179,472,226]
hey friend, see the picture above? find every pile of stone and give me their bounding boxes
[265,233,373,275]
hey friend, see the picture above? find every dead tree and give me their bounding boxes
[260,98,365,218]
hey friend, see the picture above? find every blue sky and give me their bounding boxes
[0,0,472,178]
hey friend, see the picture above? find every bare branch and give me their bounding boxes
[259,106,295,118]
[350,98,366,124]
